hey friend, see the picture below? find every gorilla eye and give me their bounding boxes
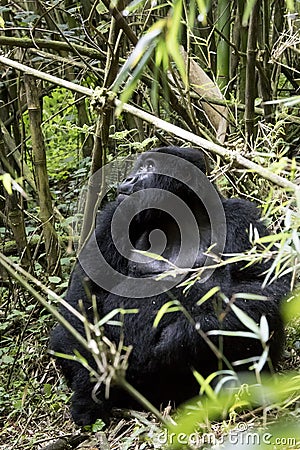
[145,159,155,171]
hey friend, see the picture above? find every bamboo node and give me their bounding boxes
[91,87,117,113]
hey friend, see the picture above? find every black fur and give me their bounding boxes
[50,147,290,425]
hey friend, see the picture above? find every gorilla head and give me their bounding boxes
[112,147,221,283]
[117,147,208,205]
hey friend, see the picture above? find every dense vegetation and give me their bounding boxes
[0,0,300,448]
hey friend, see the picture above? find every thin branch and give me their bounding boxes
[100,0,138,46]
[0,35,105,60]
[0,55,298,193]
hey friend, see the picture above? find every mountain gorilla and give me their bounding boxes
[50,146,291,425]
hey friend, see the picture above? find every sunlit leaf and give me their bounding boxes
[134,249,175,264]
[192,369,217,401]
[208,330,258,339]
[285,0,295,11]
[153,300,182,328]
[97,308,138,327]
[2,173,12,195]
[122,0,146,16]
[118,42,157,109]
[234,293,268,301]
[264,95,300,106]
[253,345,269,373]
[197,286,220,306]
[259,315,269,344]
[230,303,261,335]
[48,276,62,284]
[113,23,163,93]
[257,232,287,244]
[282,290,300,322]
[166,0,187,84]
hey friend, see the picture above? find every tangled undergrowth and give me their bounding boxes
[1,284,300,450]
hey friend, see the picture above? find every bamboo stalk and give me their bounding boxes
[0,130,31,268]
[237,0,248,105]
[245,0,261,139]
[79,118,106,250]
[216,0,230,91]
[24,75,61,277]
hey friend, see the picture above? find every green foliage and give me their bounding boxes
[114,0,187,111]
[83,419,106,433]
[0,303,67,413]
[23,87,84,181]
[161,373,300,449]
[42,88,81,179]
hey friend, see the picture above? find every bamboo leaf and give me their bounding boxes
[208,330,258,339]
[166,0,187,84]
[2,173,12,195]
[259,315,269,344]
[153,300,182,328]
[192,369,217,401]
[254,346,270,372]
[122,0,146,15]
[97,308,138,327]
[230,303,261,335]
[113,24,163,93]
[197,286,220,306]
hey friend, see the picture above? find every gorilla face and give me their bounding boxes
[117,147,207,206]
[117,154,158,198]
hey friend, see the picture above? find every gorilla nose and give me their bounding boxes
[117,176,136,195]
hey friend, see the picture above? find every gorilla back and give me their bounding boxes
[50,146,291,425]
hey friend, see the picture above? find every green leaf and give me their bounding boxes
[91,419,106,432]
[43,383,52,397]
[166,0,187,84]
[1,355,14,365]
[2,173,12,195]
[153,300,182,328]
[134,249,173,263]
[192,369,217,401]
[257,232,287,244]
[96,308,138,327]
[48,276,62,284]
[123,0,147,15]
[230,303,261,335]
[113,23,162,93]
[197,286,220,306]
[285,0,295,11]
[259,315,269,344]
[282,290,300,322]
[234,292,267,301]
[208,330,258,339]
